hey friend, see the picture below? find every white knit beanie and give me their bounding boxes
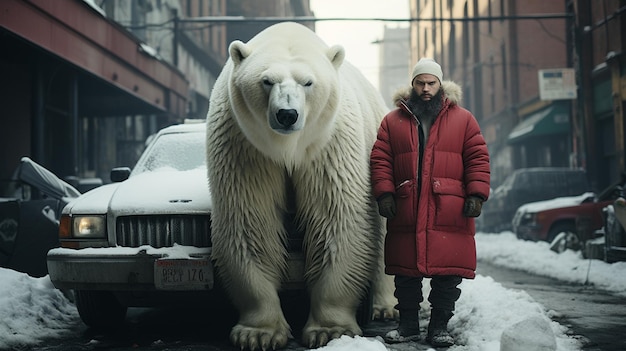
[411,58,443,83]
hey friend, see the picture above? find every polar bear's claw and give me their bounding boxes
[230,324,290,351]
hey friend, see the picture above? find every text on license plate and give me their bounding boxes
[154,258,213,290]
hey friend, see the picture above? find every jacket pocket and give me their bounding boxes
[432,178,468,228]
[388,179,416,227]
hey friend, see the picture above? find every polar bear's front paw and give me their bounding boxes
[230,324,290,351]
[373,303,399,320]
[302,326,359,349]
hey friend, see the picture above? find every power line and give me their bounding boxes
[178,14,573,24]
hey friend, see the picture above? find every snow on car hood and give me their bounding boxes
[65,167,211,216]
[516,192,596,213]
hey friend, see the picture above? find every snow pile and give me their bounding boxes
[317,335,388,350]
[500,316,556,351]
[0,268,80,350]
[451,276,578,351]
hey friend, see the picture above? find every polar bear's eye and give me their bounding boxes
[262,78,273,86]
[303,81,313,87]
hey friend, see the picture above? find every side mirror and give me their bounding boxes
[110,167,131,182]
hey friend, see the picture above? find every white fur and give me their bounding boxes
[206,22,396,350]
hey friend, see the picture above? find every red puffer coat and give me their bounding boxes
[370,81,490,279]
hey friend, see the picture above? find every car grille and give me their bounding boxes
[116,215,211,248]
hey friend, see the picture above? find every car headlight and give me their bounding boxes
[72,215,106,238]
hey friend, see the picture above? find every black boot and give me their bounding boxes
[384,309,420,343]
[426,309,454,347]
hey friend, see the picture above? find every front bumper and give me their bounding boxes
[47,246,212,291]
[47,246,307,292]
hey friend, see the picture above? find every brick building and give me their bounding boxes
[0,0,312,189]
[409,0,574,189]
[408,0,626,192]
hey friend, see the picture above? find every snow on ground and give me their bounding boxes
[0,269,79,350]
[2,232,625,350]
[477,232,626,296]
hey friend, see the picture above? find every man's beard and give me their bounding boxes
[407,89,443,122]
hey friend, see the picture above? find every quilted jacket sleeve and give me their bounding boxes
[462,114,491,200]
[370,116,396,199]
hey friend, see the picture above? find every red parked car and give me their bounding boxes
[511,192,612,252]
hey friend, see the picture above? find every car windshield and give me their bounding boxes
[133,131,206,174]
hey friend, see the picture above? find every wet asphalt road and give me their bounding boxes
[30,261,626,351]
[476,261,626,351]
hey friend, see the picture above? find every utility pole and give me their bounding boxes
[172,9,178,67]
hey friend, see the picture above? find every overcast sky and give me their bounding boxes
[309,0,409,90]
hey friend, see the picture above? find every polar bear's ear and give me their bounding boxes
[326,45,345,70]
[229,40,251,65]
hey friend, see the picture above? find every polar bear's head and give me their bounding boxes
[226,22,345,163]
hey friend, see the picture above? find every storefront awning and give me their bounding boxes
[508,104,570,144]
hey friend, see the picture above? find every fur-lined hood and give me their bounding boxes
[391,80,462,108]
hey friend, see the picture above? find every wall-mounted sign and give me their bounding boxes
[538,68,577,100]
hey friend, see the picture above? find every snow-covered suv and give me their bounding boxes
[47,121,372,328]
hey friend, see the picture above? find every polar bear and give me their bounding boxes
[205,22,396,350]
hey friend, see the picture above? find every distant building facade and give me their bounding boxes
[378,25,410,109]
[409,0,571,189]
[408,0,625,192]
[570,0,625,191]
[0,0,311,188]
[0,0,188,187]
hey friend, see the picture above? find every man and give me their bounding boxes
[370,58,490,346]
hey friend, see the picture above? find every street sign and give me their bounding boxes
[538,68,577,100]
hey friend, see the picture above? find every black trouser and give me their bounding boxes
[393,275,462,312]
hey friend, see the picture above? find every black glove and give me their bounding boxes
[464,196,484,217]
[377,193,396,219]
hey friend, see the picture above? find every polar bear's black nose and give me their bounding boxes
[276,109,298,127]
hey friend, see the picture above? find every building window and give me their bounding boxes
[449,23,456,76]
[432,3,437,45]
[488,0,493,33]
[463,3,469,59]
[501,43,507,92]
[490,56,495,112]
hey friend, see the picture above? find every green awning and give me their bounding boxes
[508,104,570,144]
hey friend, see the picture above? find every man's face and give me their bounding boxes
[412,74,441,101]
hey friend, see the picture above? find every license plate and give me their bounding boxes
[154,258,213,290]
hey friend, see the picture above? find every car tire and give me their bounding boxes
[548,223,580,253]
[74,290,127,328]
